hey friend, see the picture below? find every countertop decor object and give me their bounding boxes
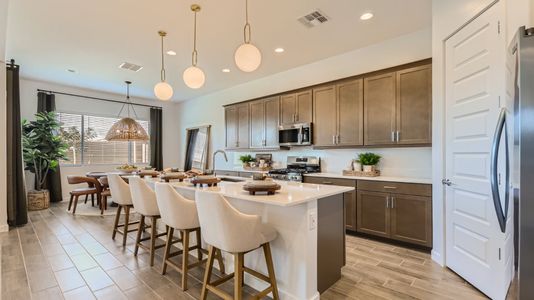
[160,172,188,182]
[358,152,381,173]
[190,175,221,187]
[243,181,281,195]
[342,169,381,177]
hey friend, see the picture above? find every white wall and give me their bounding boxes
[176,28,433,178]
[19,78,181,200]
[431,0,533,266]
[0,0,9,231]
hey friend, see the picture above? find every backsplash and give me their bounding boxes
[223,147,432,178]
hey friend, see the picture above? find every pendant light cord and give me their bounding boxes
[243,0,251,44]
[160,34,166,81]
[117,82,139,119]
[192,9,198,66]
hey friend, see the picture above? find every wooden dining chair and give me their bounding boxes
[67,176,102,215]
[98,176,111,215]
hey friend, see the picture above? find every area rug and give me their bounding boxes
[63,198,135,217]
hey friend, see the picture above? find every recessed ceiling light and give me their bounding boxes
[66,69,77,73]
[274,47,285,53]
[166,50,177,56]
[222,68,231,73]
[360,12,374,20]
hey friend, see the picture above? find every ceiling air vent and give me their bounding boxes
[298,10,330,28]
[118,62,143,72]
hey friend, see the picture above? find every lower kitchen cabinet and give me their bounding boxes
[390,194,432,246]
[356,191,390,238]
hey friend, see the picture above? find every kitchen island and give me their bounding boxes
[144,178,353,300]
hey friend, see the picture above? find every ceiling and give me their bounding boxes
[6,0,431,101]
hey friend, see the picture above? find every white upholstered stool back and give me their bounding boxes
[155,182,200,230]
[195,190,277,253]
[107,174,132,206]
[129,177,160,216]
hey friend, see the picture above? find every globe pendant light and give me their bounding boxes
[154,31,173,101]
[183,4,205,89]
[105,81,149,141]
[234,0,262,72]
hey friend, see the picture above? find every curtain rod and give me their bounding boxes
[36,89,163,109]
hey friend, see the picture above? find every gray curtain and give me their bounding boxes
[150,107,163,171]
[6,61,28,226]
[37,92,63,202]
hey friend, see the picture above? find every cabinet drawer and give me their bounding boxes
[303,176,355,187]
[215,170,239,177]
[357,180,431,197]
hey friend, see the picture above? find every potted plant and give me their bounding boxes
[239,154,255,168]
[358,152,381,173]
[22,112,68,210]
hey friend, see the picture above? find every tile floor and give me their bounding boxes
[0,202,511,299]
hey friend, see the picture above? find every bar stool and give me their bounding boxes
[129,177,167,266]
[107,174,138,246]
[154,183,225,291]
[195,190,280,300]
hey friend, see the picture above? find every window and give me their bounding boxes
[57,112,150,166]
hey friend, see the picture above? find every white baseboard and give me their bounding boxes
[0,224,8,232]
[431,249,444,266]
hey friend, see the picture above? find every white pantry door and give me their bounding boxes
[444,2,513,299]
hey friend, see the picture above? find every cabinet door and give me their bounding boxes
[344,190,357,232]
[280,94,296,125]
[236,104,250,149]
[390,194,432,247]
[364,72,396,146]
[337,79,364,146]
[225,106,238,149]
[249,100,265,149]
[313,85,337,147]
[356,191,390,238]
[396,65,432,145]
[264,96,280,148]
[296,90,313,123]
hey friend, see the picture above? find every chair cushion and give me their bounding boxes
[70,187,97,196]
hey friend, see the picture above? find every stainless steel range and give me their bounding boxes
[268,156,320,182]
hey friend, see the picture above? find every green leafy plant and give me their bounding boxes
[22,112,69,190]
[239,154,254,164]
[358,152,381,166]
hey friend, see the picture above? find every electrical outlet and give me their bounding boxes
[309,210,317,230]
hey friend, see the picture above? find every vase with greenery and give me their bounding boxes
[358,152,381,172]
[22,112,68,209]
[239,154,255,168]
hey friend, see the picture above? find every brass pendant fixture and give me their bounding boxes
[105,81,149,141]
[154,31,173,101]
[234,0,262,72]
[183,4,206,89]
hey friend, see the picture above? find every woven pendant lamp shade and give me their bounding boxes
[105,117,149,141]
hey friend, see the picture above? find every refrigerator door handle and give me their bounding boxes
[490,107,510,233]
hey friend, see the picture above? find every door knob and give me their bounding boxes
[442,179,452,186]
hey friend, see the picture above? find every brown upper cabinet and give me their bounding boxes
[225,103,250,150]
[280,90,313,125]
[313,79,364,148]
[364,64,432,146]
[249,96,280,149]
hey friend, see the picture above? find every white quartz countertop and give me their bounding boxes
[304,173,432,184]
[145,178,353,207]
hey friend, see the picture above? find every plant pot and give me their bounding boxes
[27,189,50,211]
[362,165,376,173]
[242,163,249,168]
[352,161,362,172]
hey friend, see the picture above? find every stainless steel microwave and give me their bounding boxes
[278,123,312,146]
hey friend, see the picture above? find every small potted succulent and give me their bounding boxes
[239,154,255,168]
[358,152,381,173]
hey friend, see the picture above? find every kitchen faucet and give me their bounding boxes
[209,149,228,175]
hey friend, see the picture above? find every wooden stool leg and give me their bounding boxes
[72,195,80,214]
[112,205,122,240]
[216,249,225,274]
[91,193,95,206]
[263,243,280,300]
[196,228,203,262]
[181,229,190,291]
[84,194,88,204]
[161,227,174,275]
[201,245,216,300]
[68,194,74,211]
[149,216,158,266]
[134,215,145,256]
[122,206,130,246]
[234,252,244,300]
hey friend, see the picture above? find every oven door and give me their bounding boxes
[278,125,302,146]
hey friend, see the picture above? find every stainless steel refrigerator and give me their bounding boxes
[508,26,534,300]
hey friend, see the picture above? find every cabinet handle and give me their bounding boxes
[396,131,400,142]
[332,135,336,145]
[295,113,299,122]
[386,196,390,208]
[391,131,395,142]
[383,186,397,190]
[391,197,395,208]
